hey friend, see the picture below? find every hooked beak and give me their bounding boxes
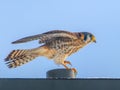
[92,35,96,43]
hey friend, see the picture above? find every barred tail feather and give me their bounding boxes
[5,49,38,68]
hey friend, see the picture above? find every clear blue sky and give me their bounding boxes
[0,0,120,78]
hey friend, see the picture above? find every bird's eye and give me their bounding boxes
[90,34,92,38]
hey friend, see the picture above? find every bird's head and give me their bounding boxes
[82,32,96,43]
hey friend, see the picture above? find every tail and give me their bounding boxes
[5,48,40,68]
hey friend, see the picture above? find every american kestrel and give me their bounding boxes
[5,30,96,73]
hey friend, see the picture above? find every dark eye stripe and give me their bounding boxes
[84,35,87,41]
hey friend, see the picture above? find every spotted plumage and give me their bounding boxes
[5,30,96,72]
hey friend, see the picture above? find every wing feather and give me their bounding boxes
[12,30,77,44]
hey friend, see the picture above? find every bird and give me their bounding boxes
[5,30,96,73]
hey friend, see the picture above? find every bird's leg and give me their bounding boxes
[61,60,72,70]
[62,61,77,73]
[62,63,70,70]
[64,61,72,66]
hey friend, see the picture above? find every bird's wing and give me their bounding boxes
[12,30,77,44]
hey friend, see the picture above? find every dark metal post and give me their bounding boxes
[46,68,76,79]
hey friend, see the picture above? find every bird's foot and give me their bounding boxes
[62,61,77,74]
[71,68,77,74]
